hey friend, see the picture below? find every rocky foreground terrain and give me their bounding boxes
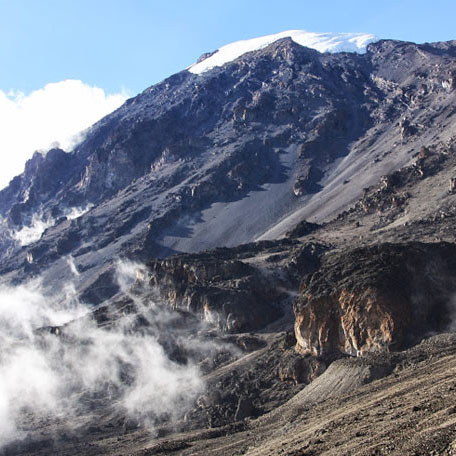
[2,32,456,455]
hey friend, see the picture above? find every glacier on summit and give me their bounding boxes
[188,30,378,74]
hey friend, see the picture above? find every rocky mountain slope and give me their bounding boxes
[2,36,456,293]
[3,32,456,455]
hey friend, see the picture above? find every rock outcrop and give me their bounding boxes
[142,240,326,332]
[147,254,281,332]
[294,242,456,356]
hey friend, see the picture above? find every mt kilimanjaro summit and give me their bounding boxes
[2,30,456,455]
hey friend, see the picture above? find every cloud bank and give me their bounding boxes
[0,80,129,190]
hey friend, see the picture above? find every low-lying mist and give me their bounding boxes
[0,259,232,448]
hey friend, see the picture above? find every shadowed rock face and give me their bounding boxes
[147,254,282,332]
[294,242,456,356]
[144,241,325,332]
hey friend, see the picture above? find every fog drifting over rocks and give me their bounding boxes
[11,204,93,247]
[0,260,229,448]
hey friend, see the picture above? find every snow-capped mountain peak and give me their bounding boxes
[189,30,378,74]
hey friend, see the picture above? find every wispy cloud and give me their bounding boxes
[0,80,129,190]
[0,261,235,447]
[11,204,93,246]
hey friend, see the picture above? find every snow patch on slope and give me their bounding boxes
[189,30,377,74]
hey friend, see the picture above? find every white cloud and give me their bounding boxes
[11,213,54,246]
[0,80,129,190]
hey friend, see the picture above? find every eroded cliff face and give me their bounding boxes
[144,240,325,332]
[147,255,277,332]
[294,242,456,356]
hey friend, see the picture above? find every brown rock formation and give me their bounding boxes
[294,242,456,357]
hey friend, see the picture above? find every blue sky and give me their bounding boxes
[0,0,455,189]
[2,0,456,95]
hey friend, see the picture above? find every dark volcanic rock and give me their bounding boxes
[286,220,321,238]
[354,145,450,218]
[142,240,326,332]
[0,148,81,229]
[234,397,254,421]
[277,351,327,384]
[146,253,283,332]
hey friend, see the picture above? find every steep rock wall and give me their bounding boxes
[144,241,325,332]
[294,242,456,356]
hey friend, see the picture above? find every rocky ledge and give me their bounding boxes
[143,240,325,332]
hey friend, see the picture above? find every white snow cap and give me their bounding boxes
[189,30,378,74]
